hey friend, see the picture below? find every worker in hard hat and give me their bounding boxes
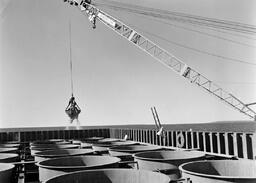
[65,96,81,123]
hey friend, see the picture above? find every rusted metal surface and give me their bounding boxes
[179,160,256,183]
[44,168,170,183]
[134,150,205,179]
[37,155,121,182]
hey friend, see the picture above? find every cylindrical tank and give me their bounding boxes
[179,160,256,183]
[84,137,104,143]
[109,145,161,160]
[0,144,20,148]
[92,141,138,152]
[97,138,120,143]
[134,150,205,179]
[44,168,171,183]
[0,153,19,163]
[37,155,121,182]
[0,163,15,183]
[0,148,18,154]
[30,144,80,156]
[30,140,70,146]
[34,149,95,162]
[80,142,93,149]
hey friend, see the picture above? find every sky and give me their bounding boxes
[0,0,256,128]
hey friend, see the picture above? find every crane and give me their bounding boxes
[63,0,256,121]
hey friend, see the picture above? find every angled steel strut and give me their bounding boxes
[64,0,256,120]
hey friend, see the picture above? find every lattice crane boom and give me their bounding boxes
[64,0,256,120]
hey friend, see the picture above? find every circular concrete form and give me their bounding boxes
[0,153,19,163]
[30,144,80,156]
[134,150,205,179]
[34,149,95,162]
[37,155,121,182]
[179,160,256,183]
[0,148,18,153]
[0,163,15,183]
[44,168,170,183]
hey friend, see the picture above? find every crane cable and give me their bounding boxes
[69,20,74,96]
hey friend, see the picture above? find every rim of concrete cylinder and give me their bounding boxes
[44,168,171,183]
[109,145,162,152]
[0,144,20,147]
[0,147,18,152]
[84,137,104,141]
[30,141,70,146]
[37,155,121,169]
[179,160,256,179]
[133,150,205,162]
[34,149,94,158]
[98,138,120,143]
[31,144,80,150]
[0,163,15,171]
[0,153,19,160]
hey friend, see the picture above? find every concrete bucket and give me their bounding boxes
[179,160,256,183]
[37,155,121,182]
[34,149,95,162]
[44,168,171,183]
[0,163,15,183]
[134,150,205,179]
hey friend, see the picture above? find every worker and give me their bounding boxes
[65,95,81,123]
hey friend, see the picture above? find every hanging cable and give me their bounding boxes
[69,20,74,96]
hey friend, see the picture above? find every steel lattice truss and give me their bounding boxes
[65,0,256,120]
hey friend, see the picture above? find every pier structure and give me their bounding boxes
[0,121,255,160]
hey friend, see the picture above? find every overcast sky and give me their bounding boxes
[0,0,256,128]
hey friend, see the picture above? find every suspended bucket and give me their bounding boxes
[30,144,80,156]
[179,160,256,183]
[109,145,162,161]
[44,168,171,183]
[134,150,205,179]
[0,148,18,154]
[0,163,15,183]
[34,149,95,162]
[0,153,19,163]
[37,155,121,182]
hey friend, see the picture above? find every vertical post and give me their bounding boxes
[224,133,230,156]
[203,132,206,152]
[209,132,213,153]
[171,131,174,147]
[191,131,194,149]
[232,133,238,157]
[241,133,248,159]
[196,132,200,149]
[250,134,256,160]
[167,131,170,146]
[216,132,221,154]
[185,131,189,149]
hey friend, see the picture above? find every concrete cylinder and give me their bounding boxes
[134,150,205,179]
[92,141,138,152]
[0,163,15,183]
[0,144,20,148]
[34,149,95,162]
[84,137,104,143]
[30,144,80,156]
[109,145,162,160]
[37,155,121,182]
[0,153,19,163]
[179,160,256,183]
[0,148,18,154]
[44,168,170,183]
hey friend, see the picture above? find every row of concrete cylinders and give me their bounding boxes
[111,128,255,159]
[0,138,255,183]
[0,128,254,159]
